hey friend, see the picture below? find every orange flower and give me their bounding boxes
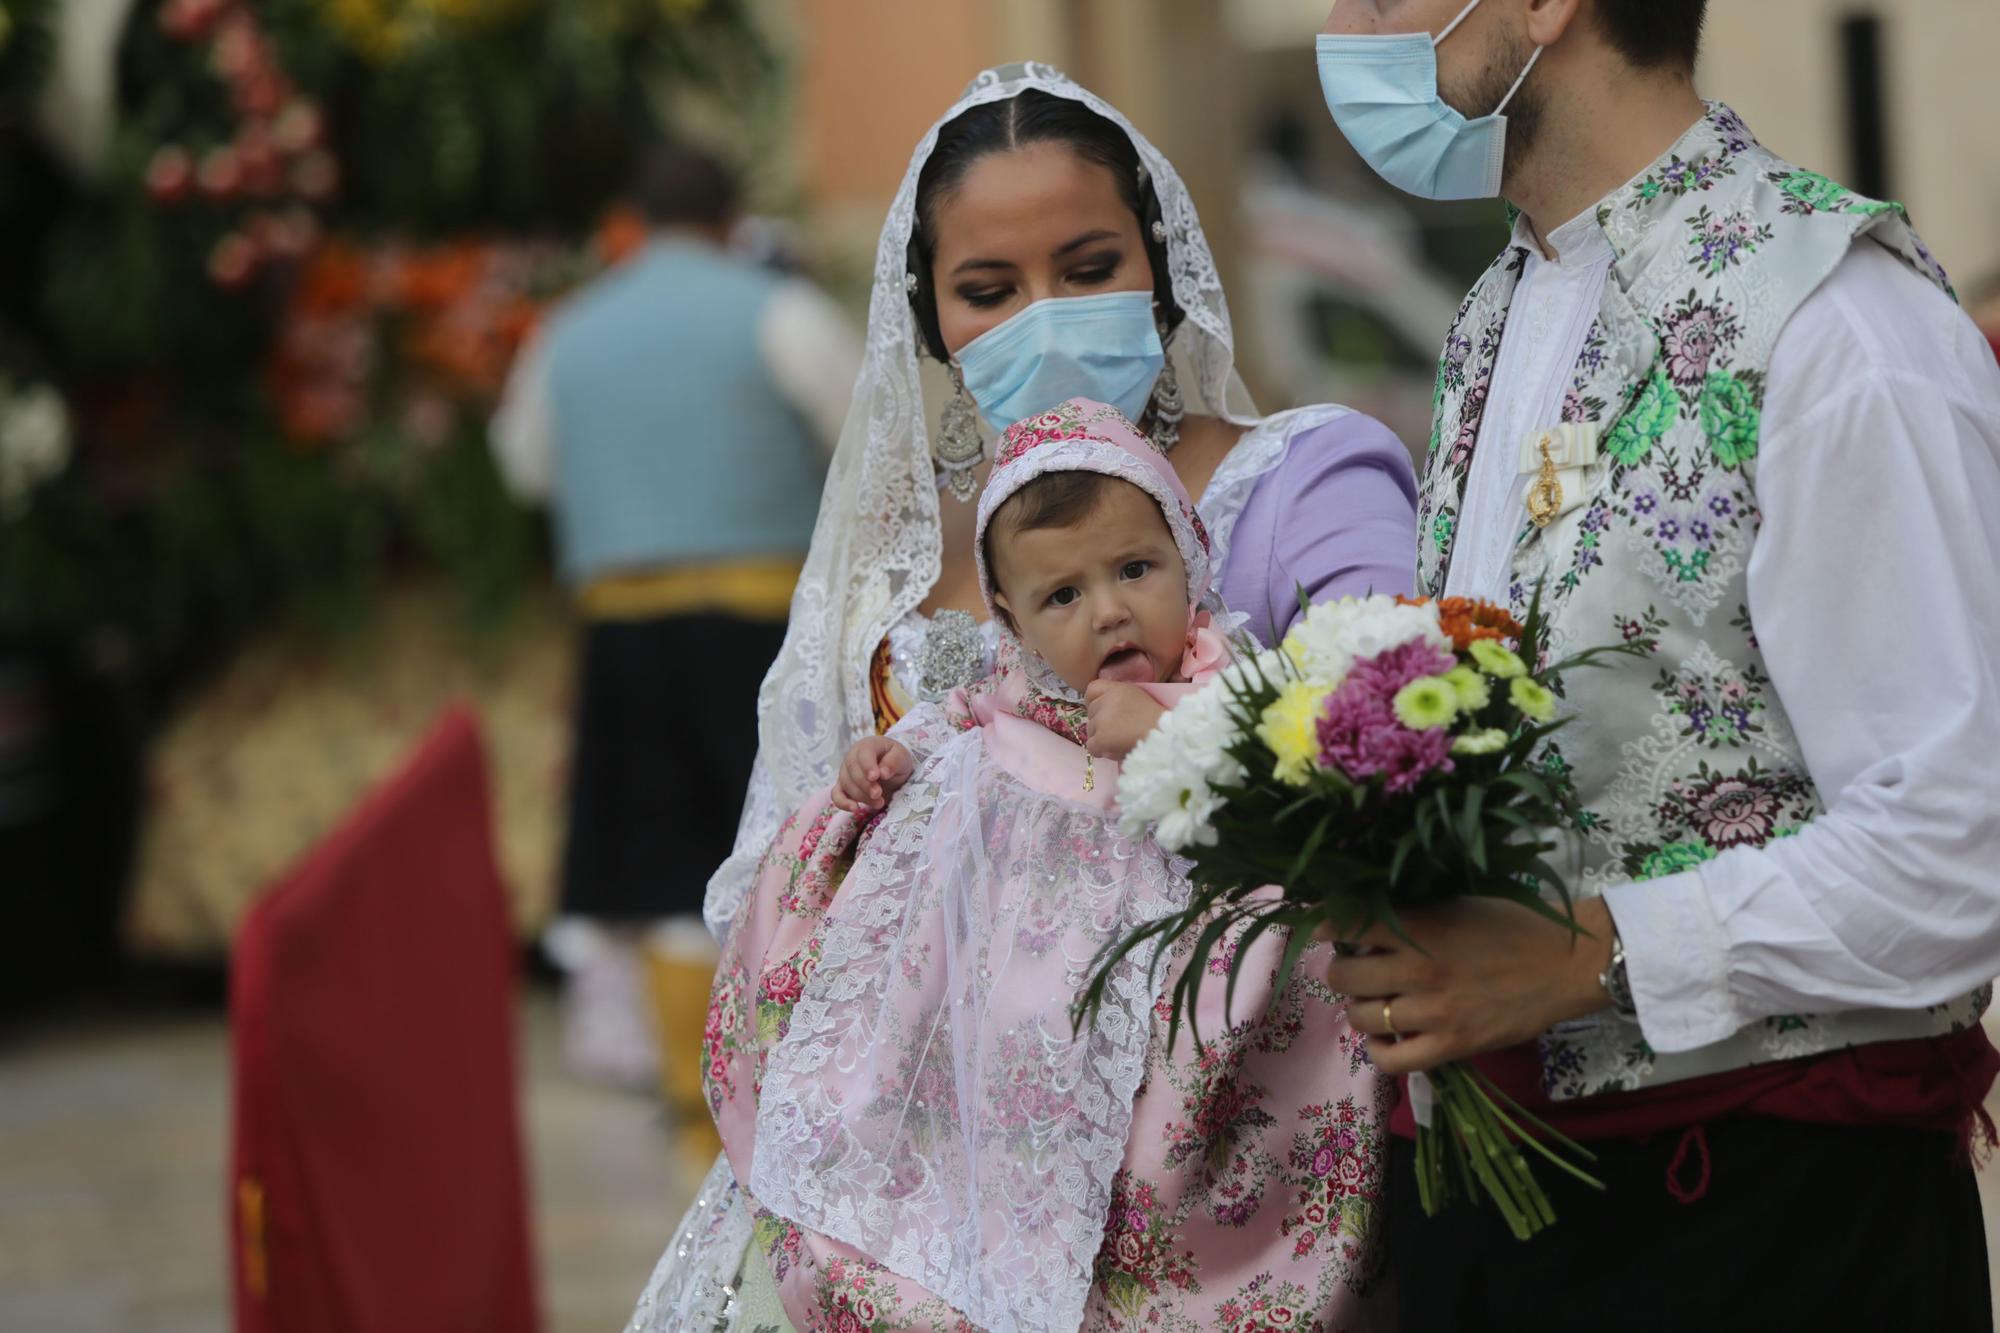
[393,244,489,310]
[594,205,649,267]
[293,239,371,316]
[1400,595,1524,651]
[492,295,542,358]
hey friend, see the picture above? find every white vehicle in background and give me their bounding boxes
[1239,178,1465,464]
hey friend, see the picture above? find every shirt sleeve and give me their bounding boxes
[759,279,863,456]
[1265,413,1420,638]
[1604,246,2000,1054]
[488,328,557,503]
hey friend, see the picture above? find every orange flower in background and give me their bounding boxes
[492,294,541,357]
[402,315,508,397]
[294,239,372,315]
[392,243,489,311]
[1399,595,1525,651]
[594,206,648,267]
[266,231,604,444]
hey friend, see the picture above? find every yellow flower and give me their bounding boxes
[1281,630,1309,672]
[1257,680,1330,786]
[1468,638,1527,679]
[1393,676,1459,730]
[1452,728,1509,756]
[1510,677,1558,722]
[1444,665,1491,712]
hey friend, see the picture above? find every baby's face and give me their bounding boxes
[991,478,1190,696]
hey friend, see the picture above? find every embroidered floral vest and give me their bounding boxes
[1418,104,1988,1100]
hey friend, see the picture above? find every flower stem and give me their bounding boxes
[1413,1060,1605,1239]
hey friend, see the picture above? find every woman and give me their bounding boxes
[630,63,1415,1332]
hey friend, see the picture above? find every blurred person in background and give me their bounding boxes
[489,143,860,1113]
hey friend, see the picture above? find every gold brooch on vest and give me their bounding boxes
[1520,424,1600,528]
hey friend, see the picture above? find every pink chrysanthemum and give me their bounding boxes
[1316,640,1459,793]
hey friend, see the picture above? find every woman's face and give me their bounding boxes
[927,140,1156,359]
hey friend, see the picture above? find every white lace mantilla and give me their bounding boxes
[703,60,1256,947]
[623,1153,751,1333]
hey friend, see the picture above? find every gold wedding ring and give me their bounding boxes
[1382,998,1398,1039]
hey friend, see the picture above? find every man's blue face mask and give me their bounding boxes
[1316,0,1542,202]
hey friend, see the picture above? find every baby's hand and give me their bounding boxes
[835,738,914,813]
[1084,681,1167,762]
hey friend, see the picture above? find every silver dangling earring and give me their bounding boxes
[1147,325,1184,455]
[934,363,985,503]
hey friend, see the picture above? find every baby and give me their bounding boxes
[834,403,1225,814]
[701,398,1233,1333]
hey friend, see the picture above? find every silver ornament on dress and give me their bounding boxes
[915,609,988,701]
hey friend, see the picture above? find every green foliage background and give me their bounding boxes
[0,0,778,711]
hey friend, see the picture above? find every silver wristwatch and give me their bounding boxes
[1598,929,1639,1020]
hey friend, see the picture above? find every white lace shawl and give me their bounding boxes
[701,61,1263,945]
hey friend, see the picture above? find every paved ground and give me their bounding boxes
[1,998,1995,1329]
[0,991,698,1333]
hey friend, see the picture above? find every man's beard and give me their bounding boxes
[1442,30,1546,183]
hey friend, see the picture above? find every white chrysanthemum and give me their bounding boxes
[1156,788,1224,851]
[1119,719,1200,823]
[1168,688,1234,758]
[1284,596,1449,684]
[1118,675,1243,849]
[1216,646,1295,697]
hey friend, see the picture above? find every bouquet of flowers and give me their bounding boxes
[1086,589,1638,1239]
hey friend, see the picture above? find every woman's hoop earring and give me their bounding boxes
[934,363,985,503]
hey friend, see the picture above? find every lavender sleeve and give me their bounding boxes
[1215,413,1419,645]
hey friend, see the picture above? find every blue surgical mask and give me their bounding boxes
[954,290,1165,435]
[1316,0,1542,202]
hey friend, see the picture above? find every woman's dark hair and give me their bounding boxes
[907,90,1183,363]
[982,470,1124,630]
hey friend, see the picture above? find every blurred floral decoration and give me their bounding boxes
[0,0,770,704]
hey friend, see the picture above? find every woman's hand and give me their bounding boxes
[1084,681,1167,762]
[834,738,913,813]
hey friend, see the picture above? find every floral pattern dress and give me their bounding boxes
[702,670,1393,1333]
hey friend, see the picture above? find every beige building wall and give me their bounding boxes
[789,0,1250,213]
[783,0,1998,389]
[787,0,1262,390]
[1699,0,1999,290]
[791,0,997,209]
[1222,0,2000,290]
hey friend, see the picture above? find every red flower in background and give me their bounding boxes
[145,147,196,203]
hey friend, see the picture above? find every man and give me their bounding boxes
[1315,1,2000,1325]
[491,144,858,1102]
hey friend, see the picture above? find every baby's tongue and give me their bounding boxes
[1097,648,1154,684]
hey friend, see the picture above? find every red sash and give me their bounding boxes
[1388,1026,1999,1148]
